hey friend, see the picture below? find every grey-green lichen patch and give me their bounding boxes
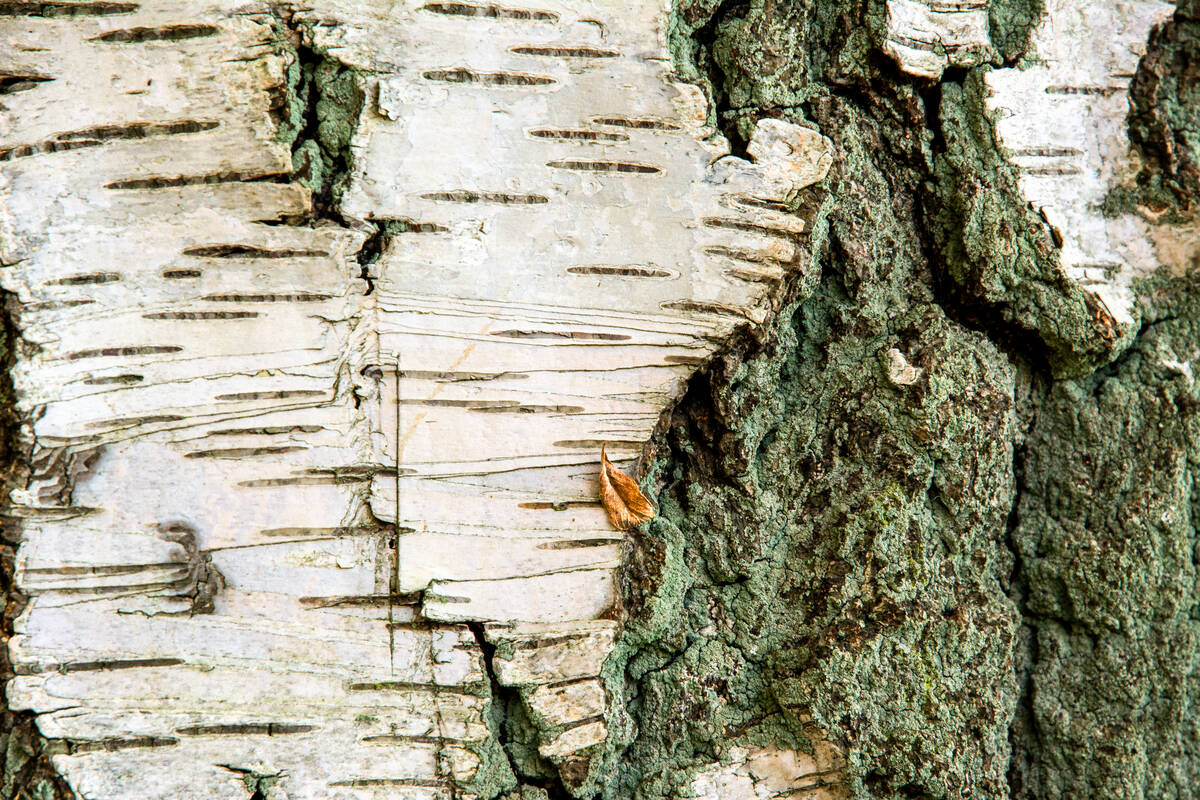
[499,788,551,800]
[667,0,880,144]
[0,701,74,800]
[1007,273,1200,799]
[596,86,1022,799]
[929,72,1135,379]
[493,693,560,787]
[671,0,1121,382]
[467,692,521,800]
[236,770,281,798]
[269,15,365,208]
[666,0,723,92]
[1109,0,1200,223]
[288,54,364,204]
[987,0,1045,65]
[590,0,1191,796]
[709,1,882,143]
[467,624,576,799]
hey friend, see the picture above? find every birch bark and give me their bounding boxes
[2,0,1198,799]
[0,1,831,797]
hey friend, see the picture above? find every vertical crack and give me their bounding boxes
[697,0,752,158]
[0,282,76,799]
[466,623,574,800]
[353,225,388,297]
[271,7,364,219]
[1003,439,1037,799]
[270,6,382,298]
[673,0,753,158]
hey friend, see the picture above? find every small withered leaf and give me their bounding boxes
[599,443,655,530]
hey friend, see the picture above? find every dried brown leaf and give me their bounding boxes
[599,443,655,530]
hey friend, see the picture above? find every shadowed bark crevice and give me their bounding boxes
[468,623,575,800]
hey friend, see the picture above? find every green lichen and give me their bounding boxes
[707,0,882,143]
[1004,274,1200,799]
[495,695,559,786]
[668,0,882,144]
[593,84,1022,798]
[0,3,1191,800]
[930,72,1136,379]
[272,28,307,148]
[290,139,327,195]
[467,692,520,800]
[665,0,725,132]
[269,16,365,205]
[1107,1,1200,222]
[468,625,578,799]
[987,0,1045,65]
[586,1,1200,798]
[290,54,364,202]
[499,788,551,800]
[238,771,281,797]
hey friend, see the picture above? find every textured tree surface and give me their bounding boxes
[2,1,1200,800]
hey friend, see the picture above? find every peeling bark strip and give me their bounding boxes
[0,1,832,798]
[882,0,993,79]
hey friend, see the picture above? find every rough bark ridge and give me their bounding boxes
[595,0,1200,799]
[1,1,1200,800]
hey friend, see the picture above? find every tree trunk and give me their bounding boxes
[2,1,1198,799]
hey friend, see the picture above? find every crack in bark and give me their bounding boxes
[689,0,752,158]
[267,6,385,296]
[466,622,575,800]
[0,237,79,800]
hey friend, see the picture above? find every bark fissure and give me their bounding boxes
[271,8,364,217]
[691,0,752,158]
[270,6,385,297]
[468,622,574,800]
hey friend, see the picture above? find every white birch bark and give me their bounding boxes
[0,1,834,797]
[883,0,993,79]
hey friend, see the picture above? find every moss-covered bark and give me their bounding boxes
[587,2,1200,799]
